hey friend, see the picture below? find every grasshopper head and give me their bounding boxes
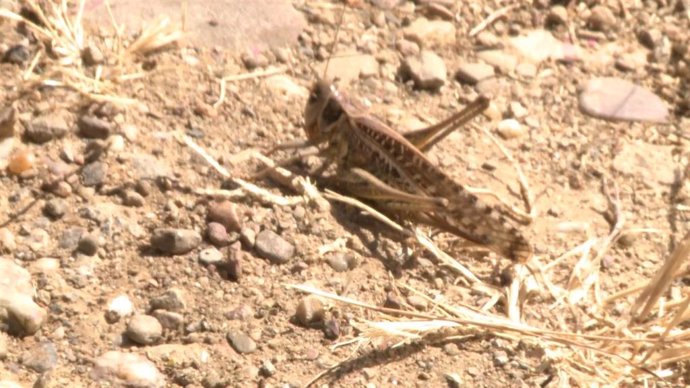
[304,79,343,144]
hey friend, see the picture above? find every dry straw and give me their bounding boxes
[0,0,183,104]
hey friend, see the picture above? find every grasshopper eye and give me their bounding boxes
[308,91,319,104]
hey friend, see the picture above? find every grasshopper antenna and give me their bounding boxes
[321,3,347,80]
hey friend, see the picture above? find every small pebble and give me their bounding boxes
[151,228,202,255]
[81,161,108,187]
[79,115,113,139]
[43,198,68,219]
[326,253,350,272]
[199,247,224,265]
[126,314,163,345]
[25,114,69,144]
[509,102,528,119]
[254,230,295,264]
[493,350,510,367]
[151,310,184,330]
[455,63,494,85]
[227,330,257,354]
[395,39,420,57]
[7,149,35,175]
[121,190,145,207]
[241,51,269,70]
[207,200,242,232]
[206,222,232,247]
[149,288,187,312]
[259,360,277,377]
[407,295,428,311]
[295,296,324,326]
[323,318,340,340]
[496,119,525,139]
[2,44,30,65]
[239,227,256,248]
[224,248,243,282]
[546,5,568,26]
[90,351,164,387]
[105,294,134,323]
[21,341,58,373]
[588,5,616,32]
[77,234,100,256]
[400,50,447,90]
[384,292,404,309]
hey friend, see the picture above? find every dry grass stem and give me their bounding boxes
[469,4,521,37]
[0,0,182,105]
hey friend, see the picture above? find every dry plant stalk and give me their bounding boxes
[0,0,183,104]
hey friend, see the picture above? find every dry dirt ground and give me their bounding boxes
[1,0,690,387]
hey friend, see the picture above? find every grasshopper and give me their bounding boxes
[301,79,532,262]
[274,4,533,262]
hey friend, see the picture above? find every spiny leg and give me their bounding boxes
[342,168,449,210]
[403,95,489,153]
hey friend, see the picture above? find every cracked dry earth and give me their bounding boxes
[1,0,690,387]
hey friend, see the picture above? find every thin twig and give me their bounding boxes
[221,66,287,82]
[469,4,520,37]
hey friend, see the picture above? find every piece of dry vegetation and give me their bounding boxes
[0,0,182,105]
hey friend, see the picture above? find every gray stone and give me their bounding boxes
[455,63,494,85]
[77,234,100,256]
[579,77,668,123]
[326,253,350,272]
[43,198,68,219]
[59,227,85,250]
[151,310,184,330]
[126,314,162,345]
[25,114,69,144]
[78,115,114,139]
[22,341,58,373]
[81,161,108,187]
[400,50,447,90]
[2,44,30,65]
[226,330,257,354]
[151,228,201,255]
[254,230,294,264]
[149,288,187,312]
[122,190,145,207]
[90,351,164,387]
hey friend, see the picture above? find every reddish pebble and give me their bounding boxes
[207,201,242,232]
[207,222,231,247]
[8,149,35,174]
